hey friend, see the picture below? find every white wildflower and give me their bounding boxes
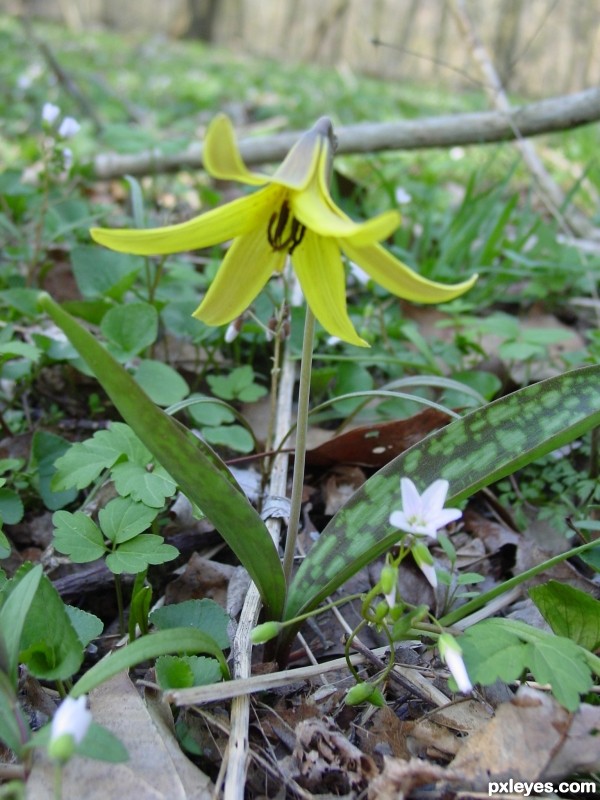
[438,634,473,693]
[389,478,462,539]
[394,186,412,204]
[58,117,81,139]
[48,696,92,761]
[42,102,61,125]
[411,541,438,588]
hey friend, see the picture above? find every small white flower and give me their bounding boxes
[389,478,462,539]
[51,696,92,746]
[449,146,465,161]
[394,186,412,204]
[438,634,473,693]
[42,102,61,125]
[58,117,81,139]
[224,321,240,343]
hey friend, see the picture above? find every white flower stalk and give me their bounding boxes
[438,634,473,694]
[389,478,462,539]
[42,102,61,125]
[48,696,92,762]
[58,117,81,139]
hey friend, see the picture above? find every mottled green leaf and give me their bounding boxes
[285,366,600,622]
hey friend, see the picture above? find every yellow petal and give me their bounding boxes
[341,240,478,303]
[203,114,269,186]
[291,149,400,241]
[192,226,286,326]
[292,230,368,347]
[91,187,280,255]
[271,118,330,191]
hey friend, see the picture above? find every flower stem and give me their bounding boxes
[282,305,315,585]
[53,762,63,800]
[113,573,125,637]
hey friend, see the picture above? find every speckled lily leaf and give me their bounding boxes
[285,365,600,622]
[38,293,285,619]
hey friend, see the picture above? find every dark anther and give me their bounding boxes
[267,200,306,254]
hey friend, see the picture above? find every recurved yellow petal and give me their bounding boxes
[91,187,279,255]
[203,114,268,186]
[193,226,286,326]
[341,240,478,304]
[292,231,367,347]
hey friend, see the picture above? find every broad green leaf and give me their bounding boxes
[105,534,178,574]
[52,422,147,491]
[71,245,143,300]
[101,302,158,357]
[12,567,84,681]
[52,510,106,562]
[0,677,28,755]
[133,359,190,407]
[0,341,40,362]
[71,627,229,696]
[203,424,254,453]
[0,564,42,685]
[155,655,222,690]
[39,294,285,618]
[65,606,104,648]
[460,618,594,712]
[32,430,78,510]
[0,530,10,559]
[284,366,600,623]
[207,365,267,402]
[529,580,600,651]
[0,488,23,525]
[30,721,129,763]
[99,496,160,544]
[149,598,230,650]
[111,462,177,507]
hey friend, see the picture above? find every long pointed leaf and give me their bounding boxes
[285,365,600,622]
[38,293,285,618]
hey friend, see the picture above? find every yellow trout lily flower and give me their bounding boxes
[91,115,477,347]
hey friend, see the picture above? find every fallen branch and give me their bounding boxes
[93,87,600,179]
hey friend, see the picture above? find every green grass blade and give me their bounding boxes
[38,293,285,618]
[70,627,229,696]
[284,365,600,623]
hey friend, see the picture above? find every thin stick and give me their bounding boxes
[93,87,600,179]
[282,305,315,584]
[223,334,295,800]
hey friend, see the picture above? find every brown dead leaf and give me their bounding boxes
[292,717,377,794]
[306,408,451,468]
[26,672,213,800]
[165,553,234,607]
[451,685,600,787]
[368,756,459,800]
[323,465,367,515]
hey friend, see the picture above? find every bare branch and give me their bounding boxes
[93,87,600,179]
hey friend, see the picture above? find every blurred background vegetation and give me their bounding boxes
[5,0,600,97]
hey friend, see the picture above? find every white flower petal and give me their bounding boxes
[444,648,473,693]
[51,696,92,745]
[400,477,422,518]
[420,479,450,513]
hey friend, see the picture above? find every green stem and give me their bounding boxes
[113,573,125,637]
[439,538,600,627]
[53,762,63,800]
[282,305,315,585]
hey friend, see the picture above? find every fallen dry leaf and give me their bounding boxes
[368,756,460,800]
[292,717,377,794]
[451,685,600,787]
[26,672,213,800]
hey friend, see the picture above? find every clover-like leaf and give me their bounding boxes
[105,534,178,574]
[98,496,160,544]
[52,511,106,562]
